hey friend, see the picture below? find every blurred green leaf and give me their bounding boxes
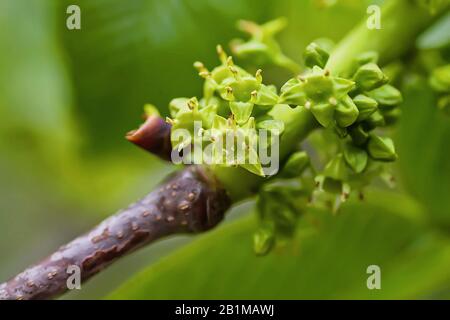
[109,190,450,299]
[396,77,450,227]
[417,11,450,50]
[59,0,273,154]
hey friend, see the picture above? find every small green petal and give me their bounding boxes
[353,63,388,91]
[304,42,330,68]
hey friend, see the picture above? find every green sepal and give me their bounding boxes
[304,42,330,68]
[335,95,359,127]
[367,134,398,162]
[353,94,378,121]
[353,63,388,91]
[366,84,403,107]
[229,101,253,125]
[311,103,335,128]
[343,144,368,173]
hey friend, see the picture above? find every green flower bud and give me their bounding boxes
[304,42,330,68]
[366,84,403,108]
[311,103,335,128]
[353,63,388,91]
[355,51,379,66]
[230,101,253,124]
[367,134,398,161]
[253,227,275,256]
[362,110,385,131]
[231,18,300,73]
[335,95,359,127]
[219,76,260,102]
[344,144,368,173]
[382,107,401,126]
[303,68,335,101]
[281,151,310,178]
[429,64,450,93]
[349,125,369,146]
[332,77,356,99]
[353,94,378,121]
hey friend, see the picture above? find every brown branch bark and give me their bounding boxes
[0,166,230,300]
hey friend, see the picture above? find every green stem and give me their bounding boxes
[326,0,447,75]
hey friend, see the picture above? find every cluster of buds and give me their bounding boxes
[139,19,404,255]
[279,43,402,206]
[229,18,300,73]
[253,151,312,255]
[165,45,284,176]
[429,63,450,115]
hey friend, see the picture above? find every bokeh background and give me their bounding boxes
[1,0,449,299]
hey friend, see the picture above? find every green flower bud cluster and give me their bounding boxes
[165,45,285,176]
[279,46,402,201]
[429,64,450,115]
[229,18,300,73]
[254,175,310,256]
